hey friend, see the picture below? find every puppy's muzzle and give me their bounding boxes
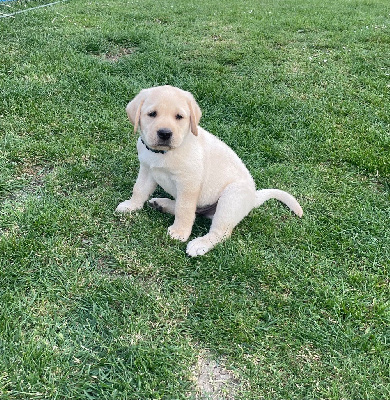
[157,128,172,142]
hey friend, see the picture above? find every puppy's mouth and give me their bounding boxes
[151,138,173,150]
[155,143,172,151]
[156,139,172,149]
[141,137,173,153]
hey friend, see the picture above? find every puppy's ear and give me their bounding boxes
[185,92,202,136]
[126,89,148,134]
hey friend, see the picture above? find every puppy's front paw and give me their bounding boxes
[168,225,191,242]
[186,235,214,257]
[115,200,139,214]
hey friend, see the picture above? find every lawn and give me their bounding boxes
[0,0,389,398]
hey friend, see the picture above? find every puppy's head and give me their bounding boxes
[126,85,201,151]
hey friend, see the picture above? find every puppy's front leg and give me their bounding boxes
[168,188,198,242]
[116,164,156,213]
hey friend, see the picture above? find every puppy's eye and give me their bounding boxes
[175,114,183,120]
[148,111,157,118]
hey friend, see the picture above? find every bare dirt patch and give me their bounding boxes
[103,47,136,62]
[193,352,241,399]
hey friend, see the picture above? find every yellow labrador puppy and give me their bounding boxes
[116,85,303,256]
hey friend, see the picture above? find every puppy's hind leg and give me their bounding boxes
[186,183,256,257]
[149,198,176,215]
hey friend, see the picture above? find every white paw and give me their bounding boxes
[186,236,214,257]
[168,225,191,242]
[115,200,138,213]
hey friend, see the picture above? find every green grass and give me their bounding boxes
[0,0,389,398]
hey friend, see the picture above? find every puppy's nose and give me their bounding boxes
[157,128,172,141]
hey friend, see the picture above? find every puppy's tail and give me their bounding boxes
[255,189,303,217]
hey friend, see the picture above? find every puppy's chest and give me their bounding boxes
[150,168,177,197]
[139,151,177,196]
